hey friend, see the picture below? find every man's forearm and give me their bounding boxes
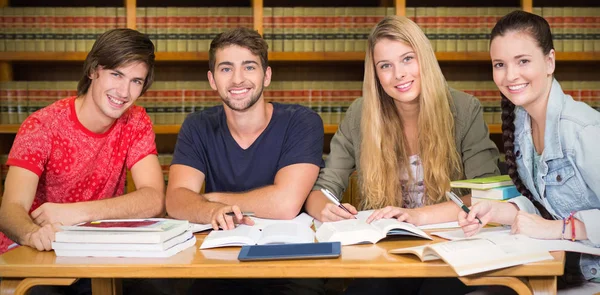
[78,187,165,221]
[0,203,39,246]
[207,185,303,220]
[166,187,225,224]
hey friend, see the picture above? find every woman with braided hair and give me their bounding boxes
[458,10,600,293]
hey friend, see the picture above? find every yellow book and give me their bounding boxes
[272,7,284,52]
[323,8,336,52]
[573,7,584,52]
[174,81,186,125]
[145,7,158,52]
[153,82,166,125]
[74,7,87,52]
[563,7,574,52]
[155,7,167,52]
[293,7,305,52]
[136,7,146,41]
[263,7,273,51]
[313,7,325,52]
[14,7,25,52]
[304,7,316,52]
[176,7,188,52]
[435,7,447,52]
[166,7,178,52]
[595,8,600,53]
[196,7,209,52]
[283,7,294,52]
[23,8,36,52]
[582,7,594,52]
[466,8,478,52]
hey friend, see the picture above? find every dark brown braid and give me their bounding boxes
[501,95,554,220]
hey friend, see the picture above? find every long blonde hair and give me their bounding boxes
[359,16,462,209]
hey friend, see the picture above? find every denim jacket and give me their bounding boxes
[509,79,600,280]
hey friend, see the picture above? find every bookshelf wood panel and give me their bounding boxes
[0,124,503,135]
[2,52,598,62]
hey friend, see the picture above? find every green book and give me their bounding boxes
[450,175,513,190]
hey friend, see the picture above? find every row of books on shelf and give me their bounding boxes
[2,80,599,126]
[2,6,599,53]
[0,7,127,53]
[264,6,600,53]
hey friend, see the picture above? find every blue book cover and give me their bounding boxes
[472,185,520,200]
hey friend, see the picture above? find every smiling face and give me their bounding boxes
[87,61,148,121]
[490,31,555,108]
[373,38,421,106]
[208,45,272,112]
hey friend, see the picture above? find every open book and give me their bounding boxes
[199,213,315,249]
[200,223,314,249]
[433,227,600,256]
[390,230,554,276]
[315,211,431,246]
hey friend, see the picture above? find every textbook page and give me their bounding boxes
[433,227,600,256]
[316,219,386,245]
[369,218,431,239]
[390,234,554,276]
[427,234,553,276]
[257,222,315,245]
[200,221,315,249]
[316,217,431,246]
[200,225,262,249]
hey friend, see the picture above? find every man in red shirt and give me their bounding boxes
[0,29,164,255]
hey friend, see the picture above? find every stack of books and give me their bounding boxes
[52,218,196,258]
[451,175,520,202]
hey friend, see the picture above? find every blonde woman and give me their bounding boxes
[305,16,500,227]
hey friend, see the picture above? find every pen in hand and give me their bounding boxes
[446,191,482,224]
[320,188,357,219]
[225,212,255,217]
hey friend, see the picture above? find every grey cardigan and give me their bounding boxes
[313,88,501,200]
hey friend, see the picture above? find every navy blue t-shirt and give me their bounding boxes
[171,103,324,193]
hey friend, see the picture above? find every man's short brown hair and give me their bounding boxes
[77,28,155,96]
[209,28,269,72]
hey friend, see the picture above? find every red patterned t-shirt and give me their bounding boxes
[0,96,157,254]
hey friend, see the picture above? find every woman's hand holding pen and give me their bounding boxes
[458,200,495,237]
[320,202,358,222]
[366,206,426,226]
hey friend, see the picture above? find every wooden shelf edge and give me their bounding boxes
[153,125,182,134]
[0,124,20,133]
[1,124,503,135]
[489,124,501,134]
[1,52,598,62]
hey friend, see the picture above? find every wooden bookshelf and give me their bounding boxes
[0,125,19,134]
[1,52,599,62]
[0,123,503,135]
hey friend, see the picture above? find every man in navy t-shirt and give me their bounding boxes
[166,27,324,231]
[165,26,326,295]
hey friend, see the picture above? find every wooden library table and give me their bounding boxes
[0,233,564,295]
